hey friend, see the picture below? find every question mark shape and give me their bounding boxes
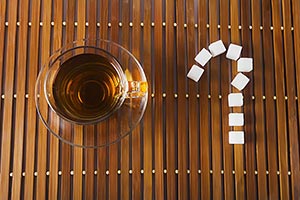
[187,40,253,144]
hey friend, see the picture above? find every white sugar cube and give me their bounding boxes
[229,131,244,144]
[226,43,242,60]
[229,113,244,126]
[238,58,253,72]
[228,93,243,107]
[231,73,250,91]
[195,48,212,66]
[187,65,204,82]
[208,40,226,57]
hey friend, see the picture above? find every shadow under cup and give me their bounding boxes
[35,40,148,148]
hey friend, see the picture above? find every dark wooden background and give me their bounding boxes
[0,0,300,199]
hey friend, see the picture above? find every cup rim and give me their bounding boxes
[43,46,128,125]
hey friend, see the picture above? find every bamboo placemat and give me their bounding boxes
[0,0,300,199]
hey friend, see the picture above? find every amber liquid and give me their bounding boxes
[52,53,124,123]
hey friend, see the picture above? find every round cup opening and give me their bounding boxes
[44,48,127,125]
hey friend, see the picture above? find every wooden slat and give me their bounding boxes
[24,0,40,199]
[292,0,300,197]
[186,0,199,199]
[60,124,72,200]
[270,0,290,199]
[11,0,29,199]
[154,1,164,199]
[66,0,75,44]
[97,123,108,200]
[230,0,245,199]
[220,0,234,199]
[240,1,257,199]
[108,127,118,199]
[60,0,75,199]
[198,0,210,199]
[87,0,96,39]
[84,1,97,199]
[76,0,86,40]
[48,117,60,200]
[108,1,119,199]
[165,0,176,199]
[132,0,142,199]
[84,125,95,200]
[48,0,63,199]
[176,0,188,199]
[142,0,153,198]
[0,0,18,198]
[100,0,108,40]
[0,0,6,111]
[0,2,4,181]
[73,126,83,200]
[121,0,130,199]
[251,0,268,199]
[209,0,222,199]
[36,0,51,199]
[73,0,86,199]
[262,0,279,198]
[97,1,109,200]
[282,0,300,199]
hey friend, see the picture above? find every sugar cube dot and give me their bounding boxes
[231,73,250,91]
[228,93,243,107]
[187,65,204,82]
[229,131,244,144]
[208,40,226,57]
[226,43,242,61]
[229,113,244,126]
[238,57,253,72]
[194,48,212,66]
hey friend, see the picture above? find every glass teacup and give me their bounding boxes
[35,39,148,148]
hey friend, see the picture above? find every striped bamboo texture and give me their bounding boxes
[0,0,300,199]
